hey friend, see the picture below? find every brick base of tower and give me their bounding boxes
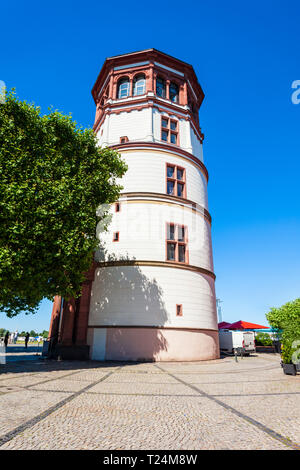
[52,344,90,360]
[47,264,96,361]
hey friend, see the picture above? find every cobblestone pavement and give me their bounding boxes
[0,353,299,450]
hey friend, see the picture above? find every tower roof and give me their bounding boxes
[91,48,204,105]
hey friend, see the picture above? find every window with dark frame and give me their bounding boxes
[169,82,179,103]
[156,77,166,98]
[161,117,178,145]
[166,164,186,198]
[113,232,119,242]
[166,223,188,264]
[176,304,183,316]
[115,202,120,212]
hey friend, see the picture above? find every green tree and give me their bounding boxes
[40,330,49,338]
[0,91,127,317]
[266,299,300,363]
[266,298,300,330]
[255,332,273,346]
[30,330,37,337]
[0,328,6,337]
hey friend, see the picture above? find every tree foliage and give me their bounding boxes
[255,332,273,346]
[266,298,300,330]
[266,298,300,363]
[0,91,127,317]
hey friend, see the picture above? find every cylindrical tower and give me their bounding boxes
[87,49,219,361]
[48,49,219,361]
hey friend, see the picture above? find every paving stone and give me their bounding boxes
[0,353,298,450]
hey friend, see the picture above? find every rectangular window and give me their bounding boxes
[167,223,175,240]
[115,202,120,212]
[170,133,177,144]
[166,164,186,198]
[177,225,185,242]
[178,244,186,263]
[177,168,184,181]
[162,130,168,142]
[113,232,119,242]
[166,223,188,264]
[167,166,174,178]
[167,180,175,195]
[177,182,185,197]
[176,304,183,316]
[170,120,177,131]
[167,243,176,261]
[161,117,178,145]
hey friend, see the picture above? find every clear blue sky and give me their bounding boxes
[1,0,300,332]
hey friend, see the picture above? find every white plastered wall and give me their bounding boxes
[89,266,217,330]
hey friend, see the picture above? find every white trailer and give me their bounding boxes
[219,330,256,355]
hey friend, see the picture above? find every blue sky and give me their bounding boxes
[1,0,299,332]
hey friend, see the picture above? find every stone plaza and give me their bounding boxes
[0,347,299,450]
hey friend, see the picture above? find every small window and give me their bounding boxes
[166,164,186,198]
[162,130,168,142]
[167,223,175,240]
[177,182,185,197]
[177,226,185,242]
[120,136,128,144]
[117,78,130,99]
[177,168,184,181]
[169,83,179,103]
[167,243,176,261]
[161,117,178,145]
[170,133,177,144]
[133,74,146,96]
[115,203,120,212]
[176,304,183,316]
[167,180,175,195]
[166,223,188,263]
[178,245,186,263]
[156,77,166,98]
[167,166,175,178]
[113,232,119,242]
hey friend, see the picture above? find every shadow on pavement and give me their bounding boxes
[0,345,156,375]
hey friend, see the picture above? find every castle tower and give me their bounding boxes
[48,49,219,361]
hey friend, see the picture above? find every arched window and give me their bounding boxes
[117,77,130,99]
[169,82,179,103]
[156,77,166,98]
[133,74,146,96]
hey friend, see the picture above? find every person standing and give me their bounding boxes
[25,332,30,349]
[4,331,9,348]
[14,331,18,344]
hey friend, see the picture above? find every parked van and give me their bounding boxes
[219,330,256,355]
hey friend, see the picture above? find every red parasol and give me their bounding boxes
[227,320,269,330]
[218,321,232,329]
